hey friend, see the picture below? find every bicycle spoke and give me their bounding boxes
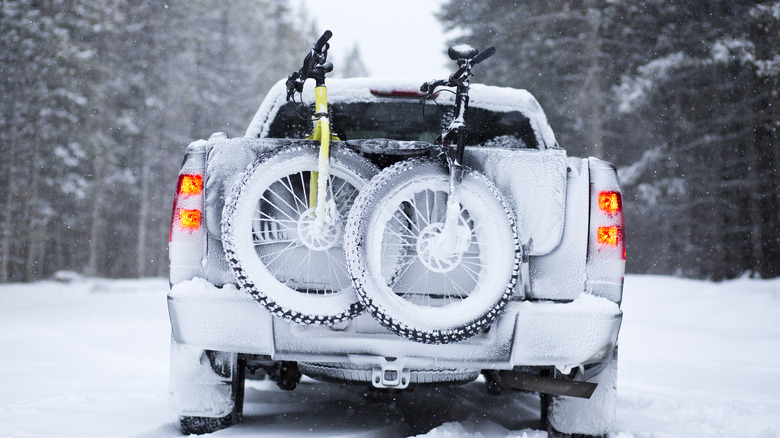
[329,175,349,200]
[253,211,297,236]
[460,257,487,270]
[259,192,299,223]
[258,239,304,268]
[299,170,310,207]
[390,209,421,235]
[293,249,315,292]
[282,173,308,211]
[410,194,432,228]
[391,256,421,286]
[254,237,298,247]
[323,250,349,292]
[458,261,482,285]
[396,266,428,299]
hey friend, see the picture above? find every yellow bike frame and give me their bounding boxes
[307,86,339,221]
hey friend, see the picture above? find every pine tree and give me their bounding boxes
[438,0,779,279]
[1,0,314,281]
[614,1,779,278]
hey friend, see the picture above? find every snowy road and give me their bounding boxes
[0,275,778,437]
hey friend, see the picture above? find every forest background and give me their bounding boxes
[1,0,778,282]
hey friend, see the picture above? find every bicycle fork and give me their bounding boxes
[308,86,336,232]
[433,155,470,257]
[434,77,473,250]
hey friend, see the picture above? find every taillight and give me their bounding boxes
[170,173,204,241]
[593,191,624,257]
[597,191,622,249]
[178,209,202,230]
[169,146,208,284]
[598,191,621,216]
[179,174,203,196]
[587,159,625,303]
[597,226,619,246]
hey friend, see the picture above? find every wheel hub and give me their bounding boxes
[297,207,342,251]
[416,222,471,273]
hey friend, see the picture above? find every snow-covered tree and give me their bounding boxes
[437,0,779,279]
[615,1,779,279]
[0,0,313,281]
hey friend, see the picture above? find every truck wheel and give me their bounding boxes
[543,347,618,438]
[222,142,379,325]
[345,157,521,344]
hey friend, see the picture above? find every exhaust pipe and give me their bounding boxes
[485,370,597,399]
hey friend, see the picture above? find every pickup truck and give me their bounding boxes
[167,77,625,437]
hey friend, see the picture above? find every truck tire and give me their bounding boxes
[222,142,379,325]
[543,347,618,438]
[345,157,521,344]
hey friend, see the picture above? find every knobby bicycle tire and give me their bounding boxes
[345,157,521,343]
[222,142,379,325]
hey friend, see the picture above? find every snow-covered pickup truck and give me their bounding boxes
[167,77,625,437]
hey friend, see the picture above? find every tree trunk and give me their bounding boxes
[0,148,16,281]
[585,7,604,158]
[136,139,150,277]
[24,139,41,281]
[87,154,105,277]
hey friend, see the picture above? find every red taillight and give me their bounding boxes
[592,188,624,258]
[170,173,204,241]
[598,191,621,215]
[179,174,203,196]
[587,160,625,301]
[370,89,440,99]
[178,209,201,229]
[597,226,619,246]
[370,89,425,98]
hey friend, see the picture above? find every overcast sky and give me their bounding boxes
[296,0,456,79]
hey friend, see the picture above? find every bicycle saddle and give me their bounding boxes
[448,44,478,60]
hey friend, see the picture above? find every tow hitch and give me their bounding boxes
[371,358,411,389]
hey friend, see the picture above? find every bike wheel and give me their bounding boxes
[222,142,379,324]
[345,157,521,343]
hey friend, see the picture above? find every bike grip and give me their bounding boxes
[473,46,496,65]
[315,30,333,51]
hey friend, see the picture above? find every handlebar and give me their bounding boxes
[420,45,496,97]
[314,30,332,52]
[286,30,334,101]
[472,46,496,65]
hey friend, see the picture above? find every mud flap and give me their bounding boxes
[545,347,618,436]
[168,338,241,418]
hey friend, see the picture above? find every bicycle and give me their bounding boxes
[221,31,379,325]
[285,30,339,230]
[344,44,522,344]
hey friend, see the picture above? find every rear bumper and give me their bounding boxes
[168,278,621,370]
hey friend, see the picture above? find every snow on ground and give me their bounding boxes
[0,275,778,437]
